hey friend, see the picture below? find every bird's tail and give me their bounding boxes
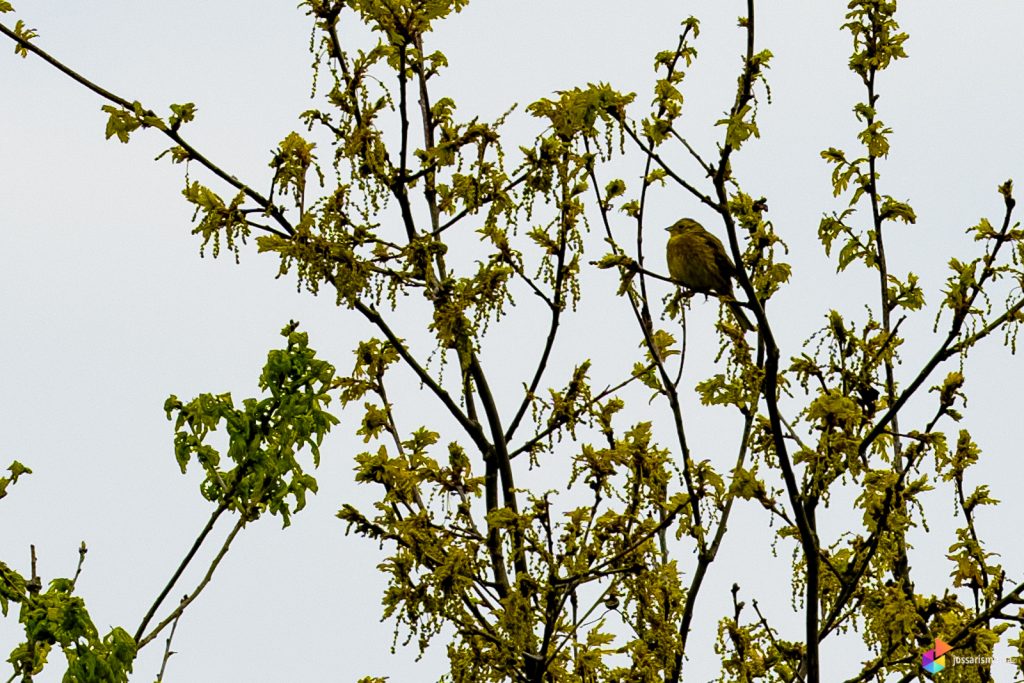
[725,299,756,332]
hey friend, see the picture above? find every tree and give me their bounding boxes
[3,1,1024,681]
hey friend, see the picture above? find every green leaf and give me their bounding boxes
[593,252,635,270]
[485,507,518,529]
[878,197,916,223]
[168,102,197,130]
[100,105,143,144]
[11,19,38,58]
[165,324,337,526]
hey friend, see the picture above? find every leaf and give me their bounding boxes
[11,19,38,58]
[0,460,32,501]
[604,178,626,201]
[715,104,760,149]
[729,466,766,501]
[100,104,142,143]
[878,197,916,223]
[820,147,846,165]
[485,507,518,529]
[593,252,635,270]
[168,102,197,130]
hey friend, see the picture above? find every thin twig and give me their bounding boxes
[702,1,821,680]
[70,541,88,589]
[619,123,720,211]
[154,596,186,682]
[670,127,714,177]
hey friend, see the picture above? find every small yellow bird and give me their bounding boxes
[665,218,755,331]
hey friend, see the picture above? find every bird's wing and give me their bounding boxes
[702,231,737,293]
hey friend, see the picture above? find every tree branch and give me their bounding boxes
[0,22,294,236]
[134,503,228,644]
[859,188,1017,460]
[136,513,246,649]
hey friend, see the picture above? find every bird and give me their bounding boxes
[665,217,755,331]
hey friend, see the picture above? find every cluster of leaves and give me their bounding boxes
[165,322,339,526]
[2,464,135,682]
[7,576,136,683]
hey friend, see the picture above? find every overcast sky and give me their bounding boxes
[2,1,1024,681]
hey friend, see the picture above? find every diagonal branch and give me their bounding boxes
[0,22,294,237]
[136,514,247,649]
[133,503,228,644]
[619,123,721,211]
[858,189,1018,460]
[351,298,491,455]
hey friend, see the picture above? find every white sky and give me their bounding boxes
[2,1,1024,681]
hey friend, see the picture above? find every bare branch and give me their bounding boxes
[137,514,246,649]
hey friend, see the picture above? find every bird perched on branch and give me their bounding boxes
[665,218,755,331]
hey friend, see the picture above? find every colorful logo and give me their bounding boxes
[922,638,952,674]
